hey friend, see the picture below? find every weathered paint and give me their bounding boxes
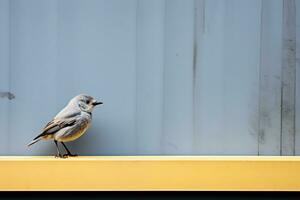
[281,0,296,155]
[295,0,300,155]
[192,0,205,154]
[193,0,261,154]
[258,0,282,155]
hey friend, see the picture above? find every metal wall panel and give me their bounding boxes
[0,0,298,155]
[9,0,59,155]
[295,0,300,155]
[258,0,283,155]
[136,0,165,154]
[193,0,261,154]
[0,0,10,155]
[162,0,195,154]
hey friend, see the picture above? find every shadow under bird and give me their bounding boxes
[28,94,103,158]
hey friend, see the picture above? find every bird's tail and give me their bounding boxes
[27,137,42,147]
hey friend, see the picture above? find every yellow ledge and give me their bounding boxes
[0,156,300,191]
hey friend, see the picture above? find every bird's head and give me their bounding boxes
[72,94,103,113]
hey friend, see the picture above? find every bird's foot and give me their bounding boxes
[54,154,66,158]
[63,153,78,157]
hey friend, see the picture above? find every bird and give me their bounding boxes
[27,94,103,158]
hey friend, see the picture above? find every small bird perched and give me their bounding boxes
[28,94,102,158]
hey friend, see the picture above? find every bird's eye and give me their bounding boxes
[86,100,90,104]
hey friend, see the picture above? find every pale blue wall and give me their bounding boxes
[0,0,299,155]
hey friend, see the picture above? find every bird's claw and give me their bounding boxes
[63,153,78,157]
[54,153,78,158]
[54,154,66,158]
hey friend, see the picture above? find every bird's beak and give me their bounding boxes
[92,101,103,106]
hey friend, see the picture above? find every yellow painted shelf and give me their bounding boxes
[0,156,300,191]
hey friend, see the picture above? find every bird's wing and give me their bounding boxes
[54,105,81,119]
[33,116,78,140]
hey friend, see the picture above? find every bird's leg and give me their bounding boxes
[61,142,78,157]
[54,140,64,158]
